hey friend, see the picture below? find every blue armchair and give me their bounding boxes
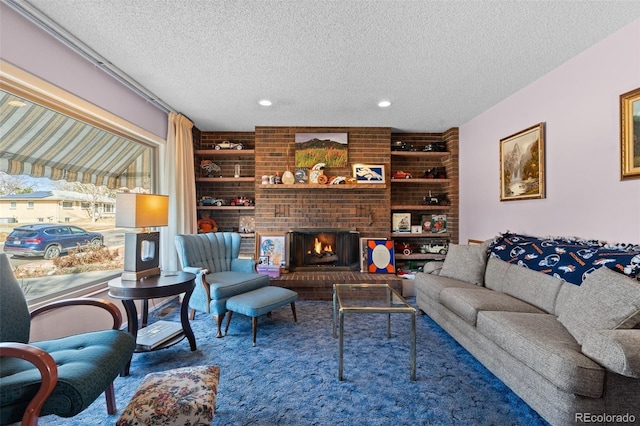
[175,232,269,337]
[0,253,136,425]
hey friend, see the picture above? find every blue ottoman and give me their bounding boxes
[225,286,298,346]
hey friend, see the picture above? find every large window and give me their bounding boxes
[0,86,158,303]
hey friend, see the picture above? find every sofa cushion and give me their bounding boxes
[556,266,640,344]
[439,244,489,286]
[483,256,510,293]
[440,287,544,326]
[477,311,605,398]
[581,329,640,378]
[206,271,270,299]
[501,261,563,314]
[414,272,479,303]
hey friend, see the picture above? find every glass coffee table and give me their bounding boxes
[332,283,416,381]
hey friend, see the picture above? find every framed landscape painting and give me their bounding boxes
[620,87,640,180]
[294,132,348,168]
[499,123,545,201]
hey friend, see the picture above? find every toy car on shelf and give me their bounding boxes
[198,196,225,206]
[423,142,447,152]
[424,167,446,179]
[391,140,415,151]
[421,241,449,255]
[423,192,450,206]
[394,241,412,255]
[392,171,412,179]
[230,196,254,206]
[214,140,244,150]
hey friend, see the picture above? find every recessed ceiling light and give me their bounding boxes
[8,100,26,107]
[259,99,272,106]
[378,101,391,108]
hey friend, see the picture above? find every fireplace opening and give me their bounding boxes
[287,229,360,271]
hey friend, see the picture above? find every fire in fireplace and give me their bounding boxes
[287,229,360,271]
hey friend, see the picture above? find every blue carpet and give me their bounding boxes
[39,299,547,425]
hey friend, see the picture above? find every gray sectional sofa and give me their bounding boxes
[415,242,640,425]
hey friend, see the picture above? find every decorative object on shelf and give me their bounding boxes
[295,133,348,168]
[214,140,243,150]
[392,171,412,179]
[394,241,412,255]
[353,164,385,183]
[234,164,241,178]
[257,234,285,266]
[424,167,446,179]
[329,176,346,184]
[230,196,254,206]
[261,175,270,184]
[198,196,224,206]
[500,122,546,201]
[430,214,447,233]
[239,216,255,233]
[317,174,329,184]
[421,215,432,232]
[620,87,640,179]
[411,225,422,234]
[423,191,449,206]
[294,167,309,183]
[200,160,221,177]
[282,144,295,184]
[116,193,169,281]
[366,239,396,273]
[423,142,447,152]
[274,172,282,184]
[197,210,218,233]
[391,140,415,151]
[421,241,449,255]
[392,212,411,233]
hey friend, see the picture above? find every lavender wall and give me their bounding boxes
[0,3,167,139]
[459,18,640,244]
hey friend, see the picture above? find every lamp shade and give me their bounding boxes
[116,193,169,229]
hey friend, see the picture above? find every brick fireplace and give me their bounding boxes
[286,229,360,271]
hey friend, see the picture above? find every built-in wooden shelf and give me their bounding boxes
[196,206,255,210]
[391,151,449,158]
[196,177,254,182]
[195,149,255,155]
[395,253,446,260]
[259,184,386,189]
[391,205,449,210]
[390,232,451,238]
[390,178,450,184]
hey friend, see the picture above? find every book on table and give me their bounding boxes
[136,320,183,350]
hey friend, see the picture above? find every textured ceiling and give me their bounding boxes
[19,1,640,132]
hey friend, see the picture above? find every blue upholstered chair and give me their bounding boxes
[0,253,136,425]
[175,232,270,337]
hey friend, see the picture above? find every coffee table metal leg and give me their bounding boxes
[332,285,337,338]
[410,311,416,381]
[338,310,344,380]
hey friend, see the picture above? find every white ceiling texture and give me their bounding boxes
[14,1,640,132]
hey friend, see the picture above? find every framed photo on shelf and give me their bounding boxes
[392,212,411,233]
[352,164,385,183]
[256,234,285,266]
[421,215,432,233]
[359,236,387,272]
[430,214,447,233]
[620,87,640,180]
[366,239,396,274]
[499,123,545,201]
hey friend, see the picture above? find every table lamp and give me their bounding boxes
[116,193,169,281]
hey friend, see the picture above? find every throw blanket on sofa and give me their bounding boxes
[488,232,640,285]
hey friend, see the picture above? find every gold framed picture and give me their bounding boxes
[499,123,545,201]
[620,87,640,180]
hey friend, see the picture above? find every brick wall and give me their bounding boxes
[196,126,459,256]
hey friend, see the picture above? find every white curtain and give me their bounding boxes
[160,112,197,271]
